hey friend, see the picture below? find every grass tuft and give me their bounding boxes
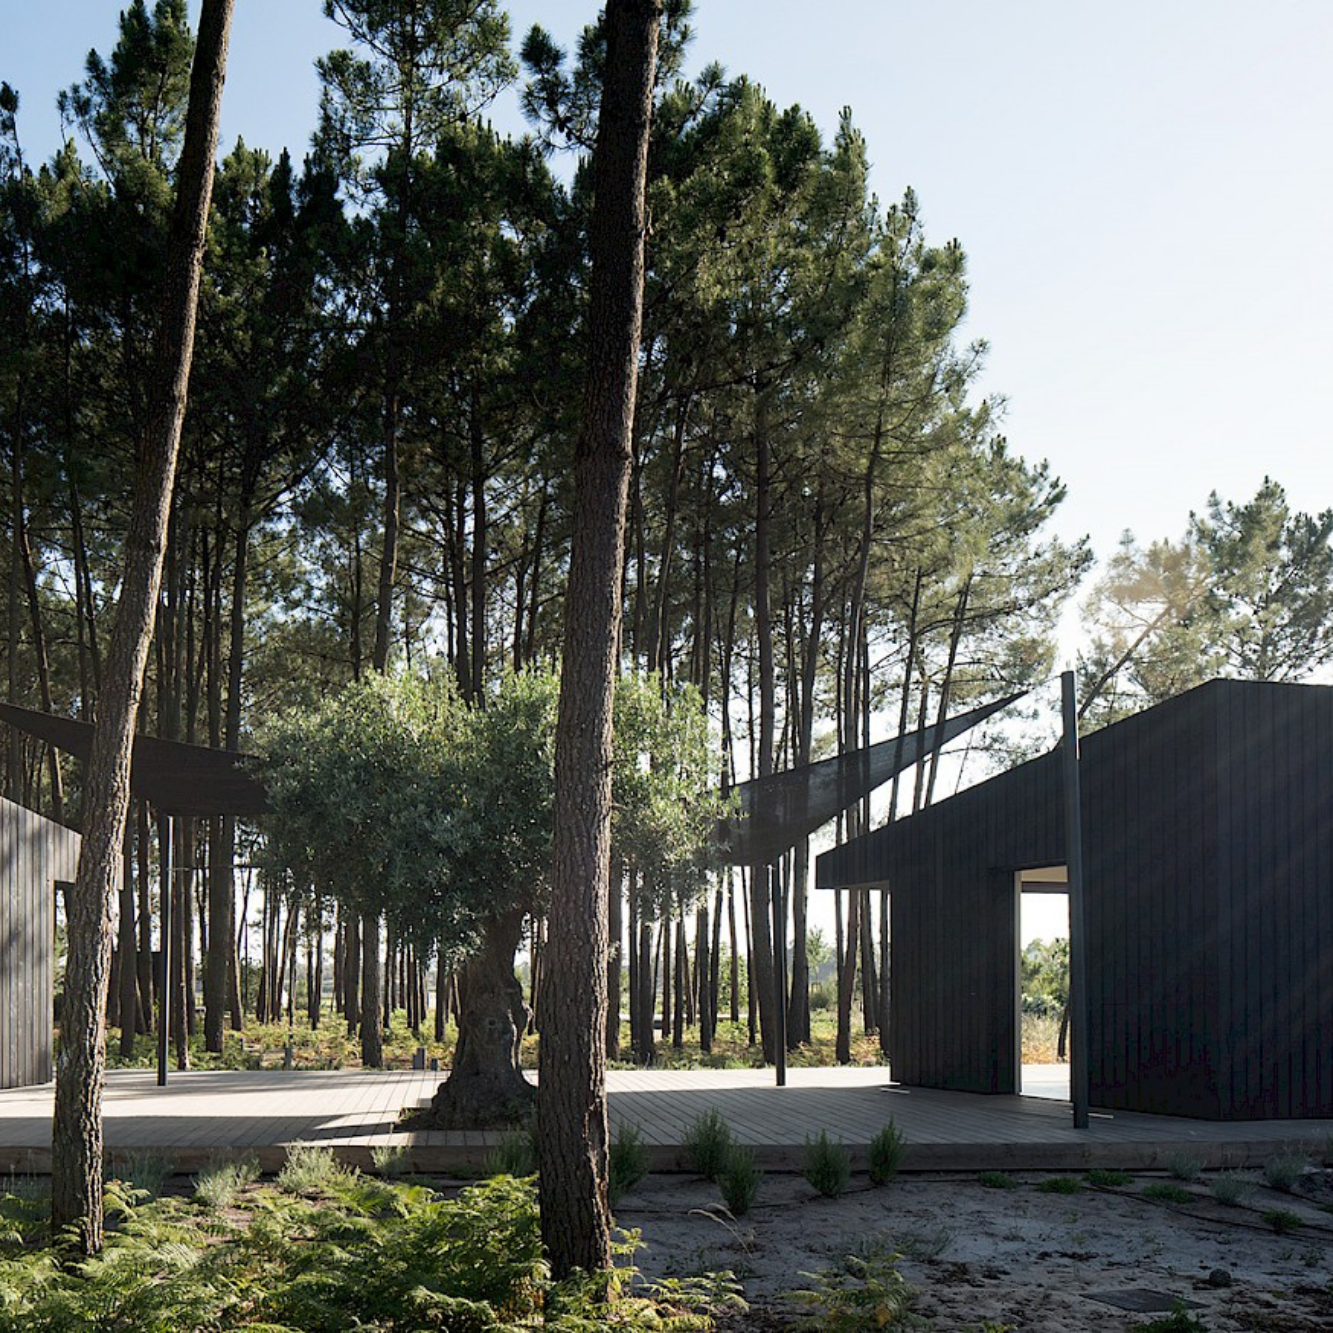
[1036,1176,1082,1195]
[1143,1181,1192,1204]
[1262,1207,1304,1234]
[978,1170,1018,1190]
[1084,1168,1130,1187]
[370,1141,412,1178]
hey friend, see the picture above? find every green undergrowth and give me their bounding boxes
[0,1155,741,1331]
[102,1011,894,1075]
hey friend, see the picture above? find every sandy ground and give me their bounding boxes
[615,1166,1333,1330]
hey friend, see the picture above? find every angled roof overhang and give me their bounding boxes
[0,701,268,817]
[717,691,1026,866]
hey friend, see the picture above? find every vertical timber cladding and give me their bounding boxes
[0,796,81,1088]
[1079,688,1221,1118]
[1209,681,1333,1119]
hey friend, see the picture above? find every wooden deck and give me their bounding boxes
[2,1066,1329,1175]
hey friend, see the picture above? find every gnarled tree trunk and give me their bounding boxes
[426,907,534,1127]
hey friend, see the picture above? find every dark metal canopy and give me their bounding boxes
[716,690,1026,865]
[0,701,268,817]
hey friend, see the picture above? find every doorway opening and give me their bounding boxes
[1018,867,1069,1101]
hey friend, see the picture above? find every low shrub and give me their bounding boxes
[978,1170,1018,1189]
[370,1141,412,1178]
[719,1144,763,1216]
[803,1131,851,1198]
[1208,1170,1253,1207]
[683,1109,733,1181]
[1262,1149,1307,1193]
[868,1121,906,1186]
[193,1154,260,1208]
[1165,1150,1203,1182]
[276,1142,354,1195]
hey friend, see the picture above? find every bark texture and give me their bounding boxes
[425,908,534,1126]
[50,0,234,1253]
[538,0,660,1283]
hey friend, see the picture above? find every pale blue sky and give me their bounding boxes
[5,0,1332,570]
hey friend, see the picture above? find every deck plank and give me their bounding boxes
[3,1066,1330,1175]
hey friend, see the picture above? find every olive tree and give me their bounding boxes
[259,665,721,1127]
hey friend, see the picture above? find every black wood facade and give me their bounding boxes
[815,680,1333,1121]
[0,796,80,1088]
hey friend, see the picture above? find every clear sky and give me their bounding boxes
[6,0,1331,570]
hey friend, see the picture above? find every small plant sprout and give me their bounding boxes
[718,1144,763,1216]
[608,1122,649,1204]
[1262,1149,1307,1193]
[868,1121,906,1187]
[803,1131,851,1198]
[683,1109,733,1181]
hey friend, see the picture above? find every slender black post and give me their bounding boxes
[156,813,172,1087]
[1061,671,1089,1129]
[771,862,787,1086]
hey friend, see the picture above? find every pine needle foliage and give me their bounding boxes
[802,1131,851,1198]
[682,1110,733,1182]
[867,1121,906,1187]
[717,1146,762,1217]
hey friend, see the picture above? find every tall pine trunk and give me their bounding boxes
[50,0,233,1252]
[539,0,659,1282]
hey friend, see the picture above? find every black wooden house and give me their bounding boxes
[0,796,80,1088]
[815,679,1333,1120]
